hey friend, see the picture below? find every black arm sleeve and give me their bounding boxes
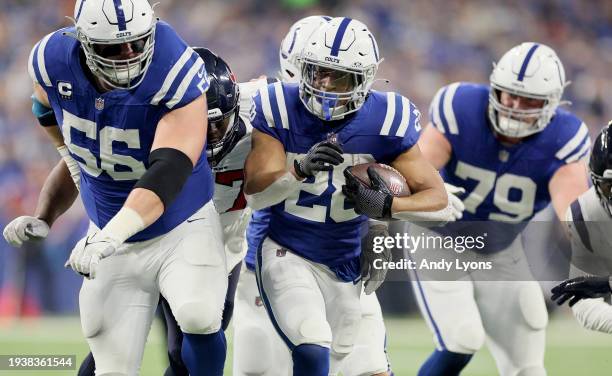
[134,148,194,209]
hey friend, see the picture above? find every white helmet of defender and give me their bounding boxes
[73,0,157,89]
[299,17,382,121]
[279,15,331,83]
[489,42,567,138]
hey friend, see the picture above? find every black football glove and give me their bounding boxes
[551,276,612,307]
[361,223,392,295]
[294,140,344,178]
[343,166,393,220]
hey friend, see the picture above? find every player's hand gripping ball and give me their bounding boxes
[343,163,410,220]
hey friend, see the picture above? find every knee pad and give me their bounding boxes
[175,299,222,334]
[293,344,330,376]
[79,286,104,338]
[516,365,547,376]
[331,310,361,355]
[519,284,548,330]
[447,320,485,354]
[298,316,332,347]
[235,326,273,374]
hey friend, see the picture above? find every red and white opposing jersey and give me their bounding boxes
[213,79,268,269]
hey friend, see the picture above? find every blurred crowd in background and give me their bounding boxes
[0,0,610,317]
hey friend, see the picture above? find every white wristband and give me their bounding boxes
[368,219,389,229]
[101,207,146,244]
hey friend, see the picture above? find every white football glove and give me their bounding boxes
[3,216,50,247]
[66,232,120,279]
[445,183,466,221]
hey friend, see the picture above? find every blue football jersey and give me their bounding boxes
[429,82,590,249]
[251,82,421,275]
[29,22,213,241]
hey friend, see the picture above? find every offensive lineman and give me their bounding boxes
[4,47,259,375]
[412,43,591,375]
[244,17,458,376]
[235,15,396,376]
[7,1,228,374]
[551,121,612,334]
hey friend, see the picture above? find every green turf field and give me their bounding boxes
[0,311,611,375]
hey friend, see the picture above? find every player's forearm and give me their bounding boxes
[123,188,165,226]
[93,189,156,245]
[245,169,302,210]
[550,162,589,221]
[389,185,457,225]
[244,165,301,195]
[572,298,612,334]
[35,160,78,227]
[391,186,448,213]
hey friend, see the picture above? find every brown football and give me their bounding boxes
[347,162,411,197]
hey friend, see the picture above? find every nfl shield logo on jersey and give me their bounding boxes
[95,97,105,111]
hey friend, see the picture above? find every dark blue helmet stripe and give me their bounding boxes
[330,17,352,57]
[517,43,539,81]
[287,28,299,54]
[554,59,564,86]
[368,33,379,61]
[113,0,127,31]
[76,0,86,21]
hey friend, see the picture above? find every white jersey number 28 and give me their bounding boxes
[284,157,360,223]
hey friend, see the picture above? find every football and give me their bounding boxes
[347,162,411,197]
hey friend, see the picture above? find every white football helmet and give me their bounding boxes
[73,0,156,90]
[299,17,382,121]
[279,15,330,83]
[489,42,567,138]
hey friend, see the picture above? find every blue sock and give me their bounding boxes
[77,352,95,376]
[418,349,473,376]
[292,344,329,376]
[181,331,226,376]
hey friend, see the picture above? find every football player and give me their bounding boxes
[156,47,268,376]
[551,121,612,334]
[243,17,458,376]
[235,15,397,376]
[413,43,591,375]
[7,1,228,374]
[4,46,263,376]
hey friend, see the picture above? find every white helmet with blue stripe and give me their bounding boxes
[489,42,567,138]
[73,0,156,90]
[279,15,331,83]
[299,17,382,121]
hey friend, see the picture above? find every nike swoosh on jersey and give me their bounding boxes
[186,217,207,223]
